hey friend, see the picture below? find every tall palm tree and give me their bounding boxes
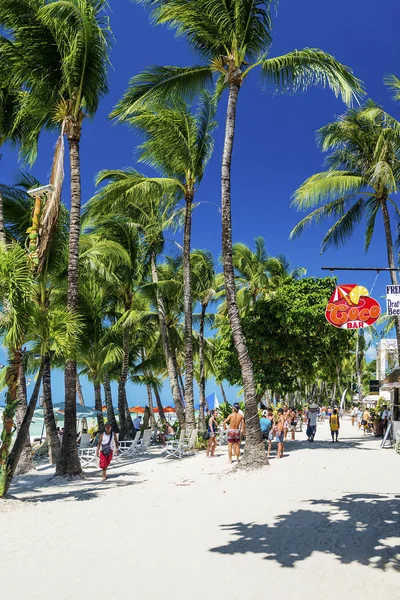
[290,101,400,363]
[0,0,113,475]
[87,183,186,426]
[191,249,218,431]
[233,237,271,309]
[107,95,216,432]
[114,0,363,466]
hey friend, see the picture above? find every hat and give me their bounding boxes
[233,402,240,411]
[262,410,267,417]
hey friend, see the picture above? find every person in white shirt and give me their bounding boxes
[96,423,118,480]
[133,416,142,431]
[307,408,318,442]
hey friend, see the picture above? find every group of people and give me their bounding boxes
[351,404,391,436]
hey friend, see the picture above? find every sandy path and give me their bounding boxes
[1,418,399,600]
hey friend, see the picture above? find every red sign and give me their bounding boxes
[325,284,381,329]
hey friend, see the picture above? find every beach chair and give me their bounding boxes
[118,431,141,458]
[165,429,197,459]
[137,429,152,454]
[164,429,185,456]
[32,439,48,458]
[78,447,97,468]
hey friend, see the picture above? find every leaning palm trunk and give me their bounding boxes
[2,359,45,497]
[43,353,61,465]
[103,375,119,432]
[221,82,266,468]
[182,195,196,432]
[0,350,23,495]
[150,253,186,427]
[381,198,400,365]
[14,361,33,475]
[219,383,228,405]
[56,128,82,477]
[198,303,207,432]
[118,328,135,440]
[93,381,105,434]
[76,375,85,405]
[152,382,166,423]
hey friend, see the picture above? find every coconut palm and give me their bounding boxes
[290,101,400,363]
[86,186,187,426]
[115,0,363,466]
[232,237,271,309]
[191,249,218,431]
[0,0,113,475]
[104,95,216,432]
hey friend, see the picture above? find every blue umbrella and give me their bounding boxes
[34,402,102,420]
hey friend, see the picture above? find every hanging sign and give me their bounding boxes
[386,285,400,316]
[325,284,381,329]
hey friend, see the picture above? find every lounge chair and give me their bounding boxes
[165,429,198,459]
[32,439,48,458]
[118,431,141,459]
[137,429,152,453]
[164,429,185,455]
[78,447,97,468]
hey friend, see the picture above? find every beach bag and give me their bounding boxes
[202,430,210,440]
[101,432,113,456]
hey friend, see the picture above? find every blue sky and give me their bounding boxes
[1,0,399,405]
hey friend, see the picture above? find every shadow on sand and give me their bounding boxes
[210,493,400,570]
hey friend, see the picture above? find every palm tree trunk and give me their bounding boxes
[43,353,60,465]
[3,359,45,497]
[381,198,400,365]
[76,375,85,405]
[118,328,135,440]
[104,375,119,432]
[150,252,186,427]
[221,82,265,467]
[146,383,157,429]
[0,349,23,495]
[177,365,185,406]
[56,132,82,476]
[93,380,105,434]
[14,359,33,475]
[152,383,166,423]
[0,192,6,245]
[183,195,195,432]
[219,382,228,405]
[198,303,207,432]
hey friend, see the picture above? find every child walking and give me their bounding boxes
[329,408,340,442]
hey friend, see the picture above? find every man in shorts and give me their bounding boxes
[276,408,285,458]
[223,402,245,464]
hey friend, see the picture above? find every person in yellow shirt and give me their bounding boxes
[329,408,340,442]
[362,408,370,434]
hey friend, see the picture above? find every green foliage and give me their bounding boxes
[214,278,354,395]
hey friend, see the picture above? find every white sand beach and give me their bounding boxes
[1,418,399,600]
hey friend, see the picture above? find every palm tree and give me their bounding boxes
[115,0,363,467]
[191,249,218,431]
[232,237,271,309]
[0,243,34,496]
[290,101,400,364]
[86,185,187,426]
[106,95,216,432]
[0,0,113,475]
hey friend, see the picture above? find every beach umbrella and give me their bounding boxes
[102,405,119,416]
[129,406,145,414]
[33,402,102,420]
[163,406,176,413]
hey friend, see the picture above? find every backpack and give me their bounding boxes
[101,432,113,456]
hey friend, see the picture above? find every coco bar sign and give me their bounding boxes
[325,284,381,329]
[386,285,400,316]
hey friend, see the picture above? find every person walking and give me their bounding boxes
[362,407,370,435]
[266,408,275,459]
[223,403,245,464]
[329,408,340,442]
[206,409,218,457]
[381,405,390,436]
[276,408,285,458]
[96,423,118,480]
[307,403,318,442]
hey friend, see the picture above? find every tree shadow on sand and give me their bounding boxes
[210,493,400,570]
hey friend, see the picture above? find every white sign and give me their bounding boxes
[386,285,400,316]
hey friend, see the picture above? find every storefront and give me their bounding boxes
[380,368,400,440]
